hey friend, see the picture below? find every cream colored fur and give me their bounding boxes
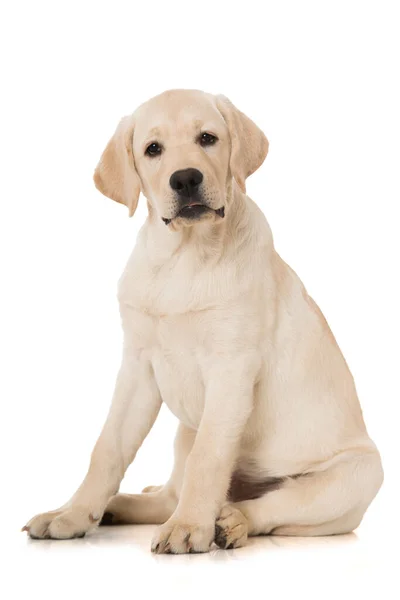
[24,90,383,553]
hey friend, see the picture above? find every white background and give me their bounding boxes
[1,1,399,598]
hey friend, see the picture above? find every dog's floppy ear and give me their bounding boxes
[216,95,269,193]
[93,116,140,217]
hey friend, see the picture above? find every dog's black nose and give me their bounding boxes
[169,168,203,196]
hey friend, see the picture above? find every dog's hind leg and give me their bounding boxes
[101,488,177,525]
[102,423,196,525]
[228,450,383,539]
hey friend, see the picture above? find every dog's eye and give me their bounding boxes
[145,142,162,157]
[199,132,218,147]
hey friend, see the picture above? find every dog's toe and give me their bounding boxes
[23,506,98,540]
[214,505,248,549]
[142,484,163,494]
[151,520,214,554]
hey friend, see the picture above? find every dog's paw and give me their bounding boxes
[22,506,100,540]
[214,505,248,549]
[151,519,214,554]
[142,484,163,493]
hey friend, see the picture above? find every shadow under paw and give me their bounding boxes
[99,512,115,526]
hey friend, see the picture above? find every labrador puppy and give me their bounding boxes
[24,90,383,553]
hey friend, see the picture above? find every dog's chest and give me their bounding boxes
[129,308,207,429]
[119,243,259,429]
[152,342,205,429]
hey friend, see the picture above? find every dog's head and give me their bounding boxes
[94,90,268,228]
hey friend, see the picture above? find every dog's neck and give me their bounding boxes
[143,181,257,268]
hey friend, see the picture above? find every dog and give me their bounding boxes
[23,89,383,553]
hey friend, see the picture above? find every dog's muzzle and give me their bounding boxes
[162,167,225,225]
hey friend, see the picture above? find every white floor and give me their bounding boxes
[7,492,396,600]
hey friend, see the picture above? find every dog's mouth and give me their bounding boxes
[178,203,211,219]
[162,204,225,226]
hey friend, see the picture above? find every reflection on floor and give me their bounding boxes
[24,522,359,560]
[13,522,394,599]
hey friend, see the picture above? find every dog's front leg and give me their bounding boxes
[151,355,258,554]
[24,352,162,539]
